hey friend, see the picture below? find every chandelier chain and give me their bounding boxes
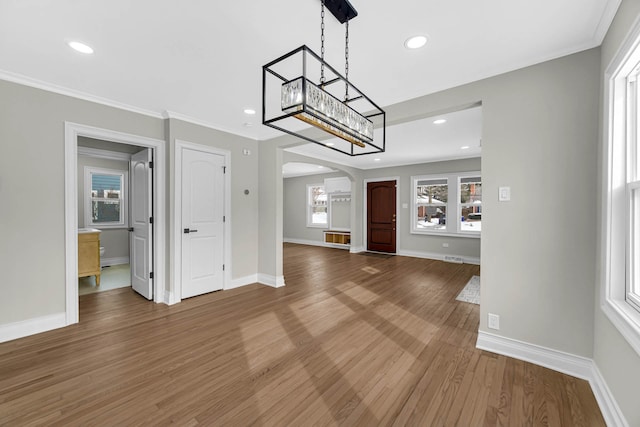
[320,0,325,85]
[345,19,349,101]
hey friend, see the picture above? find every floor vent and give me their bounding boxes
[444,256,464,264]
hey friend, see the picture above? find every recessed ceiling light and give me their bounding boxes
[325,142,335,147]
[404,35,428,50]
[318,166,324,169]
[68,41,94,54]
[433,119,447,125]
[374,158,381,162]
[244,109,256,115]
[461,146,470,150]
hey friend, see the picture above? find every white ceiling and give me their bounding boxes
[0,0,619,168]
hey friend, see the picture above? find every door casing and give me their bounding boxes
[64,122,166,325]
[172,139,231,305]
[363,176,400,254]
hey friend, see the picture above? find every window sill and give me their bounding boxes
[410,230,481,239]
[307,224,328,229]
[602,298,640,357]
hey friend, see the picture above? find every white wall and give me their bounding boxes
[595,0,640,424]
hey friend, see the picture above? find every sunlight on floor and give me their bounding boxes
[240,312,295,370]
[79,264,130,296]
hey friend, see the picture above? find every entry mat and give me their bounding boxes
[456,275,480,305]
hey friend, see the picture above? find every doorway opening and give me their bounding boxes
[64,122,166,325]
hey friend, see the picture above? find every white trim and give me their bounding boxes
[0,70,163,119]
[173,140,232,304]
[84,166,129,229]
[100,256,129,267]
[477,331,629,427]
[600,13,640,358]
[163,110,258,141]
[164,291,178,306]
[77,146,132,161]
[476,331,593,380]
[350,246,365,253]
[398,249,480,265]
[65,122,167,327]
[227,275,259,290]
[258,274,286,288]
[363,176,400,253]
[0,313,66,343]
[593,0,622,45]
[590,363,630,427]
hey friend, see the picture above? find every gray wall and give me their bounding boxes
[166,118,260,287]
[283,158,482,262]
[0,80,164,325]
[595,0,640,424]
[283,172,348,243]
[260,47,600,361]
[77,154,130,263]
[362,158,481,260]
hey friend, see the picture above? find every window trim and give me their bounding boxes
[306,183,328,228]
[601,16,640,357]
[84,166,128,229]
[411,171,481,238]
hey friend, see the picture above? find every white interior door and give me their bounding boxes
[181,148,225,299]
[130,148,153,300]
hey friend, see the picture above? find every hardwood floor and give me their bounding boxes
[0,243,604,426]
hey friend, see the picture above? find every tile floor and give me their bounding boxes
[79,264,130,296]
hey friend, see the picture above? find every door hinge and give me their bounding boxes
[223,264,225,271]
[223,166,226,174]
[149,217,153,224]
[149,161,154,169]
[223,215,226,222]
[150,272,154,279]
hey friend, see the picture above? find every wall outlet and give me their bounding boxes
[488,313,500,330]
[442,242,449,248]
[499,186,511,201]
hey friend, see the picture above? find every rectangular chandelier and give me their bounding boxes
[263,46,385,156]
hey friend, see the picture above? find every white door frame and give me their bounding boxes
[64,122,167,325]
[172,139,231,304]
[362,176,400,253]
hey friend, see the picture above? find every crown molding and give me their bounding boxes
[162,110,258,141]
[594,0,622,44]
[0,69,163,119]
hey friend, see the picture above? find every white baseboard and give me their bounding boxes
[398,249,480,265]
[101,256,129,267]
[164,290,179,305]
[226,274,258,290]
[477,331,628,427]
[350,246,365,253]
[589,363,629,427]
[0,312,67,343]
[258,274,286,288]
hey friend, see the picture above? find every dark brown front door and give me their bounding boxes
[367,180,396,253]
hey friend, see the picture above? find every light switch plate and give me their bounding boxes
[499,186,511,201]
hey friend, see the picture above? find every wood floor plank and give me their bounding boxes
[0,244,604,426]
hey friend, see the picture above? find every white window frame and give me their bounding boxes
[411,171,481,238]
[84,166,128,229]
[601,16,640,357]
[307,183,328,228]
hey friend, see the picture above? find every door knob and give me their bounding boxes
[183,228,199,234]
